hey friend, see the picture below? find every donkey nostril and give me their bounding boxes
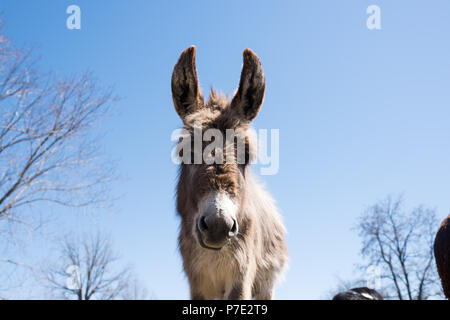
[229,220,238,237]
[198,216,208,232]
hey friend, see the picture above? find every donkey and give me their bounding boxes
[171,46,288,300]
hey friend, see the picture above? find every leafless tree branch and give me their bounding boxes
[43,232,146,300]
[0,19,116,228]
[356,195,444,300]
[0,17,117,296]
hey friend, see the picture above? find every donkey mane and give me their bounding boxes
[182,89,249,131]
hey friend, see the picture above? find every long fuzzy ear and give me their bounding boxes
[231,49,265,122]
[171,46,204,120]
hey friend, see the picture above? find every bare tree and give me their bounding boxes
[0,18,116,294]
[356,195,444,300]
[0,20,115,234]
[44,232,146,300]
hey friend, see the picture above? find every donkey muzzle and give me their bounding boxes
[196,212,238,250]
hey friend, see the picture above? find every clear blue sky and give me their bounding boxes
[1,0,450,299]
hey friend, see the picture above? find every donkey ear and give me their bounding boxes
[231,49,265,122]
[171,46,204,120]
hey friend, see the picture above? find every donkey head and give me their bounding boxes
[172,46,265,250]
